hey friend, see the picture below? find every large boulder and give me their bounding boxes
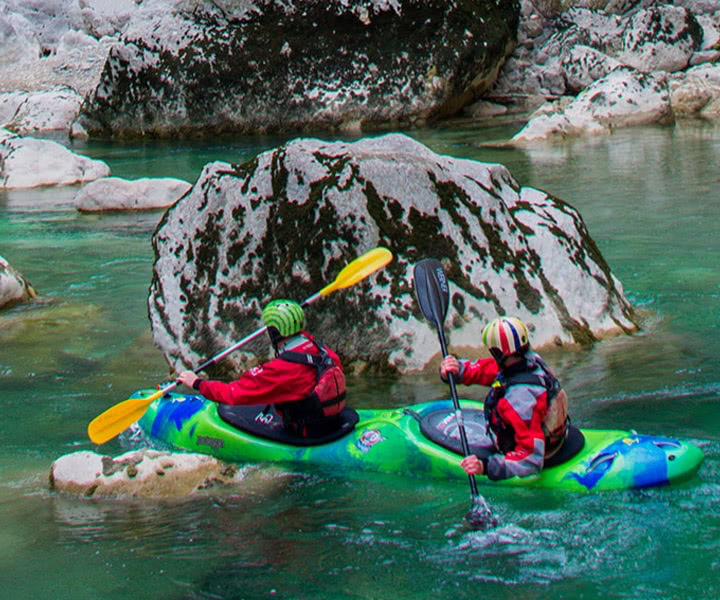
[78,0,520,138]
[148,133,637,375]
[616,6,703,73]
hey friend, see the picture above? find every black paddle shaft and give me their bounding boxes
[412,259,480,496]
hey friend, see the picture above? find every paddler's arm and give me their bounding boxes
[439,356,498,386]
[177,361,314,406]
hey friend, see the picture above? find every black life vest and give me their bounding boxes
[276,339,346,437]
[484,356,569,457]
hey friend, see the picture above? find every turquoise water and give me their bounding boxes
[1,122,719,598]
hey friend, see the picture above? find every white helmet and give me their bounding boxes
[482,317,530,362]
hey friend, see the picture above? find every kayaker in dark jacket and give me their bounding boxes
[177,299,346,438]
[439,316,569,481]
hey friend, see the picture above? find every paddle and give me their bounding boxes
[413,258,495,529]
[87,246,393,445]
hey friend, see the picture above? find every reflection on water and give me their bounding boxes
[1,123,720,598]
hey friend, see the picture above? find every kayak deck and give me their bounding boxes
[135,390,704,492]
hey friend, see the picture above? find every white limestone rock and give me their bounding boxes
[0,91,28,127]
[0,130,110,189]
[0,1,116,98]
[616,6,702,73]
[49,449,242,499]
[0,10,41,66]
[670,63,720,118]
[674,1,720,14]
[562,45,623,94]
[148,133,637,374]
[75,176,192,212]
[695,13,720,52]
[511,67,672,142]
[2,86,84,135]
[78,0,138,38]
[491,4,706,126]
[0,256,37,310]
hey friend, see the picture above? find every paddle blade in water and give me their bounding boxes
[466,496,497,530]
[412,258,450,328]
[87,390,163,444]
[414,257,496,529]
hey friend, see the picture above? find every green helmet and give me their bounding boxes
[262,299,305,338]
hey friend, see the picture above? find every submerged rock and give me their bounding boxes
[49,449,242,499]
[149,133,637,375]
[0,255,37,310]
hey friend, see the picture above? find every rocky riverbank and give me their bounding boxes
[1,1,718,142]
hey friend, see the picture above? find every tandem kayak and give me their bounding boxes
[134,389,704,492]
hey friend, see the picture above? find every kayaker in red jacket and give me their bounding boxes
[177,299,346,438]
[439,317,569,481]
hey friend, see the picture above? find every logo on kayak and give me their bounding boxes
[356,429,386,453]
[197,435,224,450]
[255,412,274,425]
[437,413,458,436]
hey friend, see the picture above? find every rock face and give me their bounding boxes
[0,256,37,310]
[489,2,720,140]
[493,4,704,102]
[149,133,637,375]
[49,449,241,498]
[78,0,520,138]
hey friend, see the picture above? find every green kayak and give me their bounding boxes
[134,390,704,492]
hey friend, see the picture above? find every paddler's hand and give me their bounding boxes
[460,455,484,476]
[439,356,459,381]
[177,370,199,389]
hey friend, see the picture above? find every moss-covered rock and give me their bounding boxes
[148,133,637,375]
[79,0,520,138]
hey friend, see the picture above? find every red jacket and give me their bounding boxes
[454,352,554,481]
[197,332,342,407]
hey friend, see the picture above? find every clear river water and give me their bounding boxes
[1,120,719,599]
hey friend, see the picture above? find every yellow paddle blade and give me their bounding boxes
[87,389,164,444]
[319,247,393,297]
